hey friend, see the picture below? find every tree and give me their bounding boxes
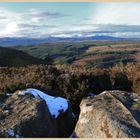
[44,54,53,64]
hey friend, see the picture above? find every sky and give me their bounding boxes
[0,2,140,38]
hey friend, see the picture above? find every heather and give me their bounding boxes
[0,63,139,109]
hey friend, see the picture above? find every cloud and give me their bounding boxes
[67,23,140,37]
[0,22,19,37]
[0,8,63,37]
[26,9,70,23]
[97,24,140,32]
[31,17,41,23]
[19,24,57,29]
[91,3,140,25]
[0,15,7,20]
[17,23,58,37]
[30,9,69,18]
[46,23,140,38]
[0,4,140,38]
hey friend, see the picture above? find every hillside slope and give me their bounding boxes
[0,47,46,67]
[14,40,140,68]
[0,36,131,47]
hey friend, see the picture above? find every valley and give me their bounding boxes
[13,40,140,68]
[0,40,140,138]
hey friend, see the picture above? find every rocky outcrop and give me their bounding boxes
[0,88,75,138]
[73,90,140,138]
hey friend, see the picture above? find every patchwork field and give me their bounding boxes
[73,43,140,67]
[13,40,140,68]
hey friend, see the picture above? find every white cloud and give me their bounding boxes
[91,3,140,25]
[31,17,41,23]
[0,4,140,38]
[0,22,19,37]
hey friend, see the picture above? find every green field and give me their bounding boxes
[14,40,140,68]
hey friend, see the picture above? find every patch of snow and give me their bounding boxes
[4,110,9,113]
[100,91,108,95]
[15,134,20,138]
[5,93,12,96]
[7,128,14,137]
[134,98,138,102]
[88,92,96,97]
[18,88,68,118]
[18,91,26,96]
[131,93,138,98]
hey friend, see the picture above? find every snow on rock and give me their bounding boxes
[7,129,14,137]
[5,93,12,96]
[15,134,20,138]
[18,88,68,118]
[88,92,96,97]
[4,110,9,113]
[7,128,21,138]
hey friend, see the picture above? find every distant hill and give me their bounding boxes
[14,40,140,68]
[0,47,46,67]
[0,37,48,47]
[0,36,140,47]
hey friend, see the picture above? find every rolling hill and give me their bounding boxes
[0,36,139,47]
[0,47,46,67]
[13,40,140,68]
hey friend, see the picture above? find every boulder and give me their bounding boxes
[0,88,75,138]
[73,90,140,138]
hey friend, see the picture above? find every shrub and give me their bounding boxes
[0,62,140,110]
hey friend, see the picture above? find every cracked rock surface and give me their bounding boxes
[73,90,140,138]
[0,90,75,138]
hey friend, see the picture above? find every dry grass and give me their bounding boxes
[0,63,140,110]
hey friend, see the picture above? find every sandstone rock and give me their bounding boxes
[0,89,75,138]
[73,90,140,138]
